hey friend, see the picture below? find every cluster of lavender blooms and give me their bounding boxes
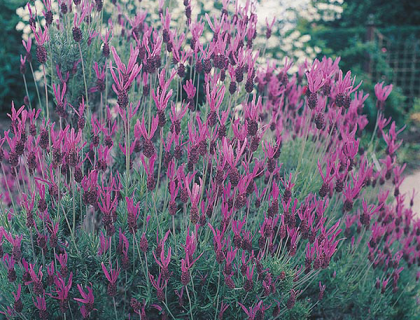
[0,0,419,319]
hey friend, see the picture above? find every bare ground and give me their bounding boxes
[399,170,420,216]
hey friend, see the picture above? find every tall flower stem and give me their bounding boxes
[29,229,37,263]
[60,201,80,255]
[144,253,151,291]
[186,285,193,319]
[112,297,118,320]
[195,77,200,110]
[71,169,76,237]
[213,264,223,320]
[155,128,164,200]
[78,43,89,111]
[56,165,61,227]
[29,62,42,109]
[148,75,154,131]
[125,110,130,195]
[22,74,32,110]
[133,235,149,291]
[162,301,177,319]
[100,92,103,125]
[1,164,16,210]
[294,110,311,180]
[42,64,49,121]
[214,264,222,303]
[369,110,381,147]
[152,193,162,236]
[172,216,176,242]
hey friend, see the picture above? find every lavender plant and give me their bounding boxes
[0,0,419,319]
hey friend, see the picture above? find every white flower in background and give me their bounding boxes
[16,0,46,40]
[14,0,343,77]
[300,34,311,42]
[16,0,44,21]
[289,30,301,40]
[282,43,293,52]
[256,0,344,68]
[203,2,213,11]
[294,41,304,48]
[317,3,328,10]
[16,7,29,21]
[34,69,43,82]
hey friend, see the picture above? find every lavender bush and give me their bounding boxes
[0,0,419,319]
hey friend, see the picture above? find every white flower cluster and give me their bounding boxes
[16,0,46,40]
[252,0,342,70]
[14,0,342,76]
[299,0,343,22]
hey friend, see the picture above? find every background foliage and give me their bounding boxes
[0,0,32,113]
[290,0,420,167]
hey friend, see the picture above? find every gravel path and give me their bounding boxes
[400,170,420,216]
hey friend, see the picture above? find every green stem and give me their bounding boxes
[1,164,16,211]
[125,109,130,195]
[369,110,380,148]
[186,285,194,319]
[72,169,76,236]
[22,74,32,110]
[42,64,49,121]
[113,297,118,320]
[29,62,42,109]
[78,42,89,110]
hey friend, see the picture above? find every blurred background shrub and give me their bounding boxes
[271,0,420,166]
[0,0,32,113]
